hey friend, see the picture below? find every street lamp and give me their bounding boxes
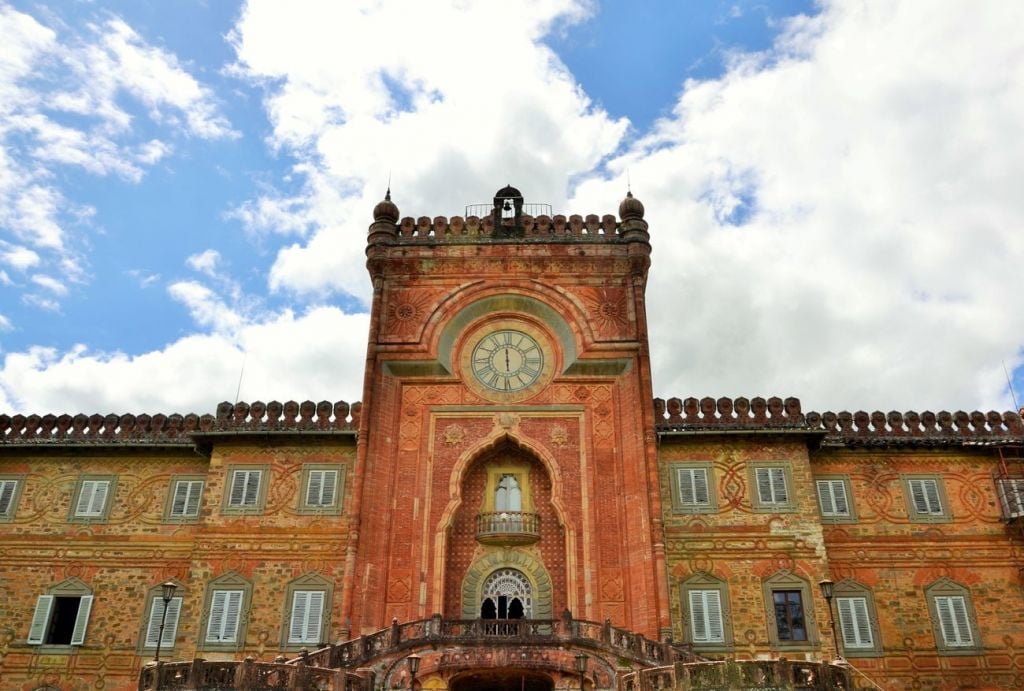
[407,653,421,691]
[154,581,177,663]
[818,579,842,661]
[574,653,588,691]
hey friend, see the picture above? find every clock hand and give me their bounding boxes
[505,348,510,372]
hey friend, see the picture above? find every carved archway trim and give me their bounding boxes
[461,550,553,620]
[432,424,577,616]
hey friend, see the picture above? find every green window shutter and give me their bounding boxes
[0,480,16,515]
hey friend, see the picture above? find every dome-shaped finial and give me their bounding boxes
[618,190,645,221]
[373,187,399,223]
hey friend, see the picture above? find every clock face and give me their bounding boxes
[471,330,544,392]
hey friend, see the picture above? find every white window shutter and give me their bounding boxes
[935,595,972,646]
[678,469,695,504]
[207,591,227,641]
[89,482,108,515]
[910,479,941,514]
[688,590,707,642]
[306,472,323,506]
[244,471,261,505]
[756,468,773,504]
[146,596,182,647]
[221,591,242,642]
[27,595,54,644]
[229,472,247,506]
[76,481,96,515]
[0,480,16,515]
[688,590,723,644]
[185,482,203,516]
[319,471,337,506]
[924,480,942,514]
[289,592,309,642]
[770,468,788,503]
[837,596,873,648]
[171,482,190,516]
[70,595,93,645]
[832,481,849,515]
[816,481,835,514]
[305,591,324,643]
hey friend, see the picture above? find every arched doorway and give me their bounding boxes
[450,669,553,691]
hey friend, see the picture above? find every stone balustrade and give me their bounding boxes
[386,213,623,243]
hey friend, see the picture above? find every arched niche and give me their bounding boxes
[461,549,554,620]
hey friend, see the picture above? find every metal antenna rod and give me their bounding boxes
[1004,360,1020,411]
[234,350,247,404]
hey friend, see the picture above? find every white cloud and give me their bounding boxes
[229,0,626,300]
[0,243,40,270]
[0,306,368,413]
[30,274,68,295]
[168,280,245,334]
[0,4,234,309]
[185,249,222,277]
[571,0,1024,412]
[0,313,11,332]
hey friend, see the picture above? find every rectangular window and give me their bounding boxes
[169,480,204,518]
[934,595,974,647]
[772,590,807,642]
[74,480,111,517]
[206,590,244,643]
[143,596,183,648]
[305,470,338,507]
[228,470,262,507]
[288,590,326,644]
[0,478,19,517]
[996,478,1024,519]
[688,589,724,644]
[677,468,710,507]
[816,479,850,517]
[837,596,874,649]
[27,594,93,646]
[908,478,943,515]
[756,468,789,505]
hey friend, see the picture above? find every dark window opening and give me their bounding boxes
[481,598,496,619]
[47,597,81,645]
[773,590,807,642]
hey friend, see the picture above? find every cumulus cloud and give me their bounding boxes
[571,0,1024,412]
[185,249,223,277]
[0,3,235,310]
[229,0,627,300]
[0,307,368,414]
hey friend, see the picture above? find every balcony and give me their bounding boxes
[476,511,540,545]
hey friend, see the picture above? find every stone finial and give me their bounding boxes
[618,191,645,222]
[373,188,400,224]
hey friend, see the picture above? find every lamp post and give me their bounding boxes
[818,579,842,661]
[574,652,588,691]
[407,652,421,691]
[154,581,177,663]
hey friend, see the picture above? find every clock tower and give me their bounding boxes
[344,185,670,642]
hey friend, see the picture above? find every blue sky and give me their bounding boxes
[1,0,1022,416]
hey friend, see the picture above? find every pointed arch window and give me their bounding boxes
[679,572,733,651]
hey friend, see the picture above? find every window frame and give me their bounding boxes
[749,463,796,512]
[26,577,94,651]
[679,572,733,652]
[902,475,952,523]
[199,572,253,652]
[164,476,206,522]
[669,463,717,514]
[762,570,819,650]
[832,579,882,658]
[296,464,345,515]
[221,465,270,516]
[925,578,982,655]
[68,475,117,523]
[0,474,25,522]
[281,573,334,650]
[815,475,857,523]
[137,581,185,654]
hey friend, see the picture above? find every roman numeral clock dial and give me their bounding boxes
[471,330,544,393]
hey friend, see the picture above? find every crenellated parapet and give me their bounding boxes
[0,399,360,445]
[654,396,1024,446]
[387,213,623,243]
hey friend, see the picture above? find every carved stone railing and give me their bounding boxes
[476,511,540,544]
[0,399,360,444]
[138,655,365,691]
[621,660,852,691]
[654,396,1024,447]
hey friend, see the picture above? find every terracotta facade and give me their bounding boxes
[1,188,1022,690]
